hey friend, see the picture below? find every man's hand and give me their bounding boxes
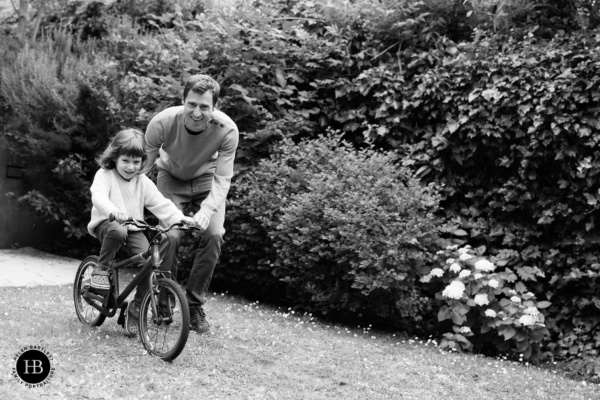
[193,212,210,230]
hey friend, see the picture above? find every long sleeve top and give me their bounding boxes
[87,168,185,237]
[145,106,239,218]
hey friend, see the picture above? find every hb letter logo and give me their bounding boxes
[23,359,45,374]
[14,349,52,385]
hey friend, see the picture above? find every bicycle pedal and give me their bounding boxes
[117,301,128,327]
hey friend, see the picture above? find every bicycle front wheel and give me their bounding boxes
[73,255,106,327]
[139,278,190,361]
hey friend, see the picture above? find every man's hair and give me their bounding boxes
[97,128,148,170]
[183,74,220,106]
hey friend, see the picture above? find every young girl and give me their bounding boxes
[87,128,194,336]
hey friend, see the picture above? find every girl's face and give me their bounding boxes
[115,154,142,180]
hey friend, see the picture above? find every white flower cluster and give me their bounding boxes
[459,270,471,278]
[485,309,497,318]
[449,263,462,273]
[524,306,539,316]
[442,281,465,299]
[430,268,444,277]
[519,315,537,326]
[457,247,475,261]
[474,293,489,306]
[459,252,474,261]
[420,267,444,283]
[488,279,499,288]
[474,259,495,272]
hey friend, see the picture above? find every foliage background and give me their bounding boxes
[1,0,599,380]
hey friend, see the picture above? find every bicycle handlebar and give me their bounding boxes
[108,213,202,234]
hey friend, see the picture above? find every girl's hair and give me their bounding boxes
[97,128,148,170]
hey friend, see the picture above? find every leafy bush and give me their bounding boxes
[219,133,443,327]
[422,244,550,362]
[394,30,600,370]
[0,32,111,250]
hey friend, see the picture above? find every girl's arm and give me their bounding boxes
[90,170,122,216]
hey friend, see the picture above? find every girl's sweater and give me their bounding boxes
[88,168,184,237]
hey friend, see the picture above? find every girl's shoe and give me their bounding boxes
[91,268,110,291]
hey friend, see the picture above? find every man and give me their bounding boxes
[144,74,239,333]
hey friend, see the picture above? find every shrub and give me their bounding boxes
[0,33,111,249]
[222,133,443,327]
[422,244,550,362]
[395,30,600,376]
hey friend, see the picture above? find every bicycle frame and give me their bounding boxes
[74,216,199,361]
[82,234,170,319]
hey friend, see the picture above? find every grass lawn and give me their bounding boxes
[0,284,598,400]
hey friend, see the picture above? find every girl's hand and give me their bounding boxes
[113,211,129,223]
[181,216,195,226]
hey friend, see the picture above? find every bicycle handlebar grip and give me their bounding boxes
[108,213,134,224]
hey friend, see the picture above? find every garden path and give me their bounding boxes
[0,247,80,287]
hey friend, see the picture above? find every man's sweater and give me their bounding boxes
[145,107,239,218]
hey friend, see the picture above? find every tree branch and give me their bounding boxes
[9,0,19,13]
[371,41,402,62]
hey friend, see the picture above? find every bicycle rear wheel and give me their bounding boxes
[73,255,106,327]
[139,278,190,361]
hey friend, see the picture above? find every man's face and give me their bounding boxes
[183,90,214,132]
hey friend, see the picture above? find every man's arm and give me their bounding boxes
[143,117,164,175]
[197,127,239,219]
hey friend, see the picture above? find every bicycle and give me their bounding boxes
[73,214,200,361]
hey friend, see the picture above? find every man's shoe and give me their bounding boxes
[190,305,210,334]
[124,301,140,337]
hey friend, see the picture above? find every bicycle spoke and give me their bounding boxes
[139,279,190,361]
[73,256,106,327]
